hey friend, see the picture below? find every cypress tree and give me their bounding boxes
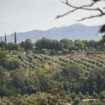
[4,33,7,42]
[14,32,17,44]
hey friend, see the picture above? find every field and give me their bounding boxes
[9,51,105,73]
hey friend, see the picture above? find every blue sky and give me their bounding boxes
[0,0,105,35]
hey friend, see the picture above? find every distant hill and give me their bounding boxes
[6,24,102,42]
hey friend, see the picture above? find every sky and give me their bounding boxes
[0,0,105,36]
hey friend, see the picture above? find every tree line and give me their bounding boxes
[0,37,105,54]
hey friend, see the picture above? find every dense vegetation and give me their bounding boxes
[0,38,105,105]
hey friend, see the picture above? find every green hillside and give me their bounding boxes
[1,38,105,105]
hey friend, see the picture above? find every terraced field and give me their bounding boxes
[8,52,105,72]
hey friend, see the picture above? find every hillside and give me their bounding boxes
[1,38,105,105]
[1,50,105,94]
[8,52,105,74]
[6,24,101,42]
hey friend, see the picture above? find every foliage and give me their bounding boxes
[0,92,65,105]
[20,39,33,51]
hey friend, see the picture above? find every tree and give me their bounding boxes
[14,32,17,44]
[20,39,33,52]
[61,64,85,92]
[74,40,85,51]
[100,25,105,42]
[0,41,7,50]
[60,39,74,51]
[35,38,62,51]
[4,33,7,42]
[100,25,105,33]
[7,42,18,51]
[11,69,26,94]
[84,67,105,94]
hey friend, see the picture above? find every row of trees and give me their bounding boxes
[0,38,105,54]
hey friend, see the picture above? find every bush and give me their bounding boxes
[3,59,20,70]
[100,91,105,100]
[73,97,81,105]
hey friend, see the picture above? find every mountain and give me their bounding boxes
[6,24,102,42]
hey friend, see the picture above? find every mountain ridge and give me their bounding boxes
[5,24,102,42]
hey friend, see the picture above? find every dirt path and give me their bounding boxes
[65,99,97,105]
[82,99,96,102]
[66,103,72,105]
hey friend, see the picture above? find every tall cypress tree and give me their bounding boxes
[4,33,7,42]
[14,32,17,44]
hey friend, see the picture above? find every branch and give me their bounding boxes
[56,0,105,20]
[56,9,78,19]
[56,1,96,19]
[78,13,105,21]
[61,0,100,11]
